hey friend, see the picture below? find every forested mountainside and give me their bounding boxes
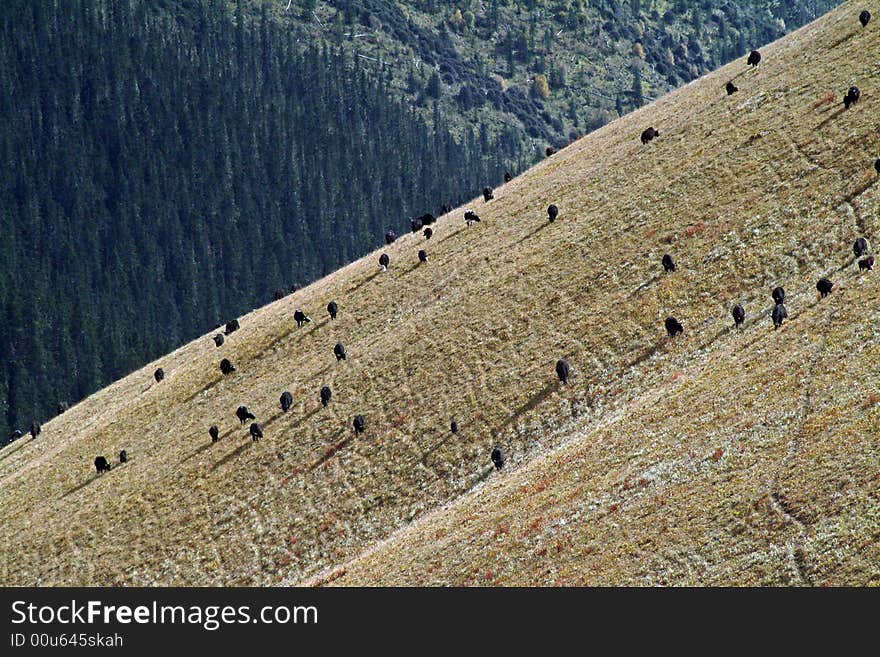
[261,0,842,152]
[0,0,520,441]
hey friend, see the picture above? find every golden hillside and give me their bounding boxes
[2,1,879,586]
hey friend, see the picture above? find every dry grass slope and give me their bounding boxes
[3,1,879,586]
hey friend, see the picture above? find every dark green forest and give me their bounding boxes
[0,0,522,441]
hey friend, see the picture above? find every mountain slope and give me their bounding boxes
[2,1,878,586]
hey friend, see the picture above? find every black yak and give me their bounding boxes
[726,81,738,95]
[854,237,869,257]
[424,227,433,240]
[274,289,285,301]
[95,456,111,474]
[327,301,339,320]
[860,10,871,27]
[320,386,332,407]
[411,217,423,233]
[213,334,224,347]
[418,249,428,263]
[9,429,22,441]
[441,204,452,215]
[220,358,236,375]
[464,210,481,226]
[665,316,684,337]
[280,391,293,412]
[154,368,165,383]
[334,342,347,361]
[418,213,436,226]
[450,420,458,434]
[353,415,366,435]
[732,304,745,328]
[641,127,659,144]
[491,446,505,470]
[57,402,69,415]
[290,284,300,293]
[772,286,785,305]
[817,277,833,298]
[546,146,556,157]
[225,319,240,335]
[384,230,398,245]
[379,253,390,271]
[483,187,494,202]
[547,204,559,223]
[209,425,220,442]
[859,256,875,271]
[119,450,128,464]
[504,171,513,182]
[844,86,860,109]
[29,422,41,439]
[555,359,571,384]
[662,253,676,273]
[294,309,312,327]
[875,158,880,175]
[772,302,788,329]
[249,423,263,442]
[236,405,256,425]
[747,50,761,66]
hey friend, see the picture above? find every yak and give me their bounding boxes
[209,425,220,443]
[353,415,366,435]
[491,446,505,470]
[817,278,833,298]
[154,368,165,383]
[294,309,312,327]
[334,342,347,361]
[555,359,571,385]
[220,358,235,375]
[464,210,481,226]
[665,316,684,337]
[418,213,436,226]
[320,386,332,408]
[379,253,390,271]
[641,127,659,144]
[854,237,869,258]
[213,334,224,347]
[772,302,788,329]
[249,423,263,442]
[662,253,676,273]
[418,249,428,263]
[726,81,738,95]
[95,456,111,474]
[411,217,423,233]
[875,158,880,175]
[327,301,339,320]
[119,450,128,464]
[547,205,559,223]
[772,286,785,305]
[274,289,285,301]
[424,227,433,240]
[483,187,494,202]
[859,256,875,271]
[450,420,458,434]
[546,146,556,157]
[280,391,293,413]
[844,86,860,109]
[225,319,240,335]
[747,50,761,66]
[732,304,745,328]
[236,405,256,425]
[860,10,871,27]
[504,171,513,183]
[29,422,41,439]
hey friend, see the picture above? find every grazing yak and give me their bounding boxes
[236,405,256,425]
[411,217,423,233]
[290,284,300,293]
[119,450,128,464]
[546,146,556,157]
[844,86,860,109]
[225,319,240,335]
[450,420,458,434]
[384,230,398,245]
[854,237,869,258]
[294,309,312,327]
[220,358,236,375]
[483,187,494,202]
[732,304,745,328]
[213,334,224,347]
[504,171,513,183]
[154,368,165,383]
[662,253,676,273]
[379,253,390,271]
[94,456,111,474]
[353,415,366,435]
[327,301,339,320]
[665,316,684,337]
[334,342,347,361]
[418,250,428,263]
[29,422,41,439]
[555,359,571,385]
[641,127,659,144]
[747,50,761,66]
[772,286,785,305]
[249,423,263,442]
[280,391,293,413]
[860,10,871,27]
[9,429,23,441]
[772,302,788,329]
[418,213,436,226]
[547,204,559,223]
[491,446,505,470]
[274,289,285,301]
[209,425,220,443]
[57,401,69,415]
[725,81,738,95]
[859,256,875,271]
[817,278,834,298]
[320,386,332,408]
[464,210,481,226]
[875,158,880,175]
[424,227,433,240]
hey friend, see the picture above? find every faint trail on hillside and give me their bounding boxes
[767,301,837,586]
